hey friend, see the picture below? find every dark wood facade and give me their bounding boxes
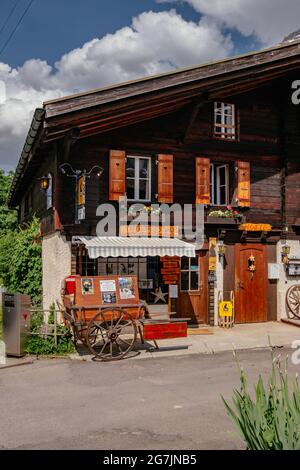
[8,40,300,324]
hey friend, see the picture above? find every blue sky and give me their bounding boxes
[0,0,257,67]
[0,0,299,170]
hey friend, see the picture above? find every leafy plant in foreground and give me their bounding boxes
[222,351,300,450]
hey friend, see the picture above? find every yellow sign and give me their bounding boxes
[219,301,233,317]
[209,237,217,271]
[119,225,179,238]
[77,176,86,206]
[239,223,272,232]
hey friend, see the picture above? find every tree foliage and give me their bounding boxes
[0,218,42,302]
[0,169,17,234]
[0,169,42,303]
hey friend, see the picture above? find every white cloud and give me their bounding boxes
[0,9,233,170]
[158,0,300,45]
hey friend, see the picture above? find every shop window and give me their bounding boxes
[126,156,151,201]
[98,257,148,278]
[180,257,199,292]
[214,102,236,140]
[210,163,229,206]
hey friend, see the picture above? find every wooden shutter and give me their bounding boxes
[237,161,250,207]
[195,157,210,204]
[109,150,126,201]
[157,154,173,203]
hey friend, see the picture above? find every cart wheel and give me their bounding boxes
[286,285,300,319]
[86,308,137,361]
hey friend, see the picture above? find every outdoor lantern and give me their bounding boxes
[281,244,291,264]
[39,176,50,191]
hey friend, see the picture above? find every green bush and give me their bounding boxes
[0,218,42,303]
[26,331,75,356]
[27,306,75,356]
[222,352,300,450]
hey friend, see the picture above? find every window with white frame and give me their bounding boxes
[126,156,151,201]
[210,163,229,206]
[46,173,53,209]
[180,257,199,292]
[214,102,236,140]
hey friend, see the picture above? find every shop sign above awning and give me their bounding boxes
[73,236,196,259]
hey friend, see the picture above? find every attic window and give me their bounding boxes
[214,102,236,140]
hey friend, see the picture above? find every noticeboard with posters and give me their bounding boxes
[74,275,139,307]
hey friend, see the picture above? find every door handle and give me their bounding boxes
[237,280,244,290]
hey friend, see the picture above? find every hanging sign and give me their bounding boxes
[160,256,180,285]
[77,175,86,206]
[219,301,233,317]
[77,175,86,221]
[239,223,272,232]
[169,284,178,298]
[119,225,179,237]
[209,237,217,271]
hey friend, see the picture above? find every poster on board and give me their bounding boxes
[99,279,117,304]
[118,277,135,300]
[81,278,94,295]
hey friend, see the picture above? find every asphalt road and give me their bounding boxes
[0,348,298,450]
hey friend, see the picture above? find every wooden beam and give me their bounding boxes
[62,127,80,161]
[44,101,188,142]
[180,93,209,143]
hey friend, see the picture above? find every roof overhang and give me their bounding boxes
[42,39,300,143]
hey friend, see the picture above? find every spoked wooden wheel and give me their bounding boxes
[286,285,300,319]
[86,308,137,361]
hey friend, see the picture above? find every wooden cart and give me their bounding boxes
[60,275,188,361]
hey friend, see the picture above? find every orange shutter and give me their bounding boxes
[109,150,126,201]
[237,161,250,207]
[195,157,210,204]
[157,154,173,203]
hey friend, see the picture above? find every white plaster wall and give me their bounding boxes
[42,233,72,311]
[277,239,300,320]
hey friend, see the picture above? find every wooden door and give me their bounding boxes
[177,252,208,324]
[234,244,267,323]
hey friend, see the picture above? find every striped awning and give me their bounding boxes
[74,236,195,259]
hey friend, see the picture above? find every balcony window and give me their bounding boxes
[210,163,229,206]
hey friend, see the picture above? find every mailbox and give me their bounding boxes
[2,293,31,357]
[287,263,300,276]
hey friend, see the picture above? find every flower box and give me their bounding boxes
[206,216,242,225]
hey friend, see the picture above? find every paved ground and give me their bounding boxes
[70,321,300,361]
[0,347,299,450]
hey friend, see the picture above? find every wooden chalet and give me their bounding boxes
[8,39,300,325]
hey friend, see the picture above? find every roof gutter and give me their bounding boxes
[7,107,45,208]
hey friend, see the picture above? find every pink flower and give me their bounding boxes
[226,205,232,210]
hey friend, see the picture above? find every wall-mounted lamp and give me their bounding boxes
[218,242,226,259]
[281,244,291,264]
[59,163,104,224]
[39,176,50,191]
